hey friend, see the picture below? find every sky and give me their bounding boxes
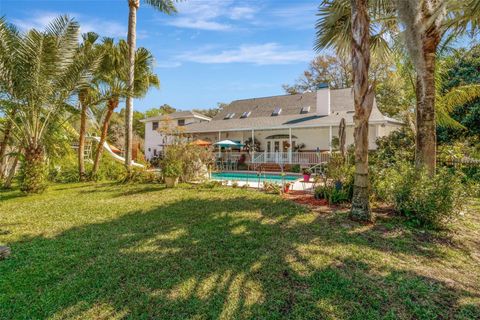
[0,0,320,112]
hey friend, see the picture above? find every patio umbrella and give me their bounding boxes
[214,139,243,148]
[191,139,212,146]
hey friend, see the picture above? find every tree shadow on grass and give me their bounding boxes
[0,195,478,319]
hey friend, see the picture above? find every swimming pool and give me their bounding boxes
[211,172,300,183]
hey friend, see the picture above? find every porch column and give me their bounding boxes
[288,128,292,164]
[329,125,333,154]
[251,129,255,160]
[218,131,221,157]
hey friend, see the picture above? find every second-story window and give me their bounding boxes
[177,119,185,126]
[152,121,159,130]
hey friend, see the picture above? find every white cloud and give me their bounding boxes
[12,11,128,38]
[164,0,258,31]
[179,43,313,65]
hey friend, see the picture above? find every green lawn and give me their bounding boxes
[0,183,479,319]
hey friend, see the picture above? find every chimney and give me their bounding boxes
[316,83,330,116]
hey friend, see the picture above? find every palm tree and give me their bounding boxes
[77,32,103,181]
[0,16,98,192]
[124,0,178,171]
[91,39,159,177]
[396,0,480,174]
[316,0,393,221]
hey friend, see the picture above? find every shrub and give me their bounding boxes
[314,184,350,204]
[119,167,161,184]
[375,162,466,230]
[371,127,415,168]
[291,164,301,173]
[263,181,282,194]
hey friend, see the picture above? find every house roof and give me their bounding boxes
[183,88,402,133]
[140,111,211,122]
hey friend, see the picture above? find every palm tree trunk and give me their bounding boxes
[0,109,17,179]
[3,154,19,189]
[125,0,139,170]
[92,99,118,177]
[415,38,438,175]
[20,143,46,193]
[349,0,374,222]
[0,122,12,180]
[78,90,88,181]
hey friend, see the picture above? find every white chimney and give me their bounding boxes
[316,84,330,116]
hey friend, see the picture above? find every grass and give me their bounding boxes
[0,182,479,319]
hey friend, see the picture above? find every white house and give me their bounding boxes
[141,111,211,159]
[142,87,403,166]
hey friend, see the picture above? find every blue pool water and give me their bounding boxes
[211,172,299,183]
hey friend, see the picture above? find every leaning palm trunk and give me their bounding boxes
[19,143,46,193]
[125,0,139,170]
[78,90,88,181]
[91,99,118,177]
[349,0,374,222]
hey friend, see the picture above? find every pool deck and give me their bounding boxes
[211,171,318,192]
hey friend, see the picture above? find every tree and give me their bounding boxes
[437,45,480,142]
[124,0,178,171]
[144,104,177,117]
[283,55,352,94]
[91,39,159,177]
[396,0,480,174]
[315,0,393,221]
[348,0,375,221]
[77,32,103,181]
[0,16,97,192]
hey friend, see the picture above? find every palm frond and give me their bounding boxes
[144,0,179,14]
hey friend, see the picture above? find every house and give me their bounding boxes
[142,87,403,166]
[141,111,211,159]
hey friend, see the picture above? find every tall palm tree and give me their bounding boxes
[91,39,159,177]
[316,0,394,221]
[124,0,177,171]
[0,16,98,192]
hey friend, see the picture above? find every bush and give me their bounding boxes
[375,162,465,229]
[314,184,350,204]
[263,181,282,194]
[119,167,161,184]
[371,127,415,168]
[291,164,301,173]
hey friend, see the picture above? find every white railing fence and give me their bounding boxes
[218,151,330,165]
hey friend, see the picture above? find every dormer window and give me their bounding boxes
[300,106,310,114]
[224,113,235,119]
[240,111,251,118]
[272,107,282,116]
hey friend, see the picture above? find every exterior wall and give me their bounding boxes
[144,117,208,160]
[145,122,402,160]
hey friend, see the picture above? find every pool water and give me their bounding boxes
[211,172,299,183]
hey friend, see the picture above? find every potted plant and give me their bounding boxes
[302,168,312,182]
[161,159,182,188]
[283,182,291,193]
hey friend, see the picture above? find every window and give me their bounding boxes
[300,106,310,114]
[240,111,251,118]
[153,149,157,156]
[177,119,185,126]
[223,113,235,119]
[272,107,282,116]
[152,121,159,130]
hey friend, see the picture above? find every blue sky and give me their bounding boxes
[0,0,320,112]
